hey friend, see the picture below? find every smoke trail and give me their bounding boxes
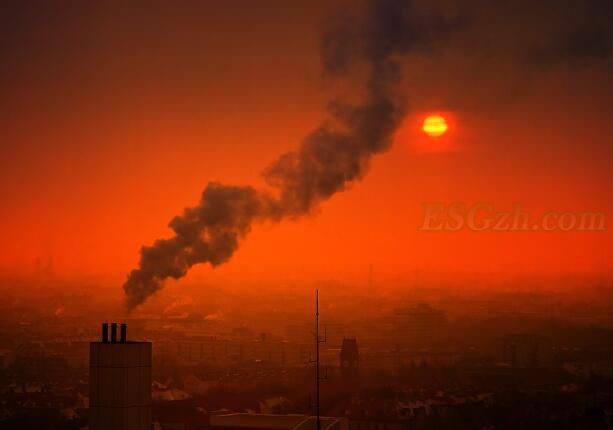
[163,295,194,315]
[124,0,453,309]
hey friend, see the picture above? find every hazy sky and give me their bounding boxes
[1,0,611,288]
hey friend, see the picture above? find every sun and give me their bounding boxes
[422,115,448,137]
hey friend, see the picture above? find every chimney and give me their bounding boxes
[111,323,118,343]
[102,323,109,343]
[90,321,152,430]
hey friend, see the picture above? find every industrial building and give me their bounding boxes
[89,322,152,430]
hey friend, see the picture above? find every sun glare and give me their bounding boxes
[422,115,448,137]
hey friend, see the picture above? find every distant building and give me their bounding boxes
[259,397,293,414]
[343,399,424,430]
[209,413,347,430]
[340,338,359,380]
[405,350,455,368]
[89,322,152,430]
[152,398,208,430]
[183,373,219,396]
[0,348,15,369]
[392,303,448,348]
[500,333,552,369]
[336,394,493,430]
[162,335,306,367]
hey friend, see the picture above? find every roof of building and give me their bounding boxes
[209,413,341,430]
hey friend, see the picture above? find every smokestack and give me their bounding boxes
[90,322,152,430]
[111,322,117,343]
[120,323,127,343]
[102,323,109,343]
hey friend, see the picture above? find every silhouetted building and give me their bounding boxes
[340,338,359,380]
[393,303,448,347]
[89,322,152,430]
[501,333,552,369]
[209,413,347,430]
[0,348,15,369]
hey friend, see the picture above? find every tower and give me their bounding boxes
[89,323,152,430]
[340,337,359,380]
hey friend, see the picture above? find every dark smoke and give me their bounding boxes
[124,0,454,309]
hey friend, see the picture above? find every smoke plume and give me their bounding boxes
[124,0,453,309]
[163,295,194,315]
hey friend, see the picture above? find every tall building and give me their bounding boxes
[500,333,552,369]
[89,322,152,430]
[340,338,359,380]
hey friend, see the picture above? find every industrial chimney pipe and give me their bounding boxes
[111,322,117,343]
[120,323,127,343]
[102,322,109,343]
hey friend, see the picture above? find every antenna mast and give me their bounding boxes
[316,289,320,430]
[310,289,326,430]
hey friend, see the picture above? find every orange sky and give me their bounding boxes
[0,1,611,290]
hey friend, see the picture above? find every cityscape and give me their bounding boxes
[0,277,612,429]
[1,0,612,429]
